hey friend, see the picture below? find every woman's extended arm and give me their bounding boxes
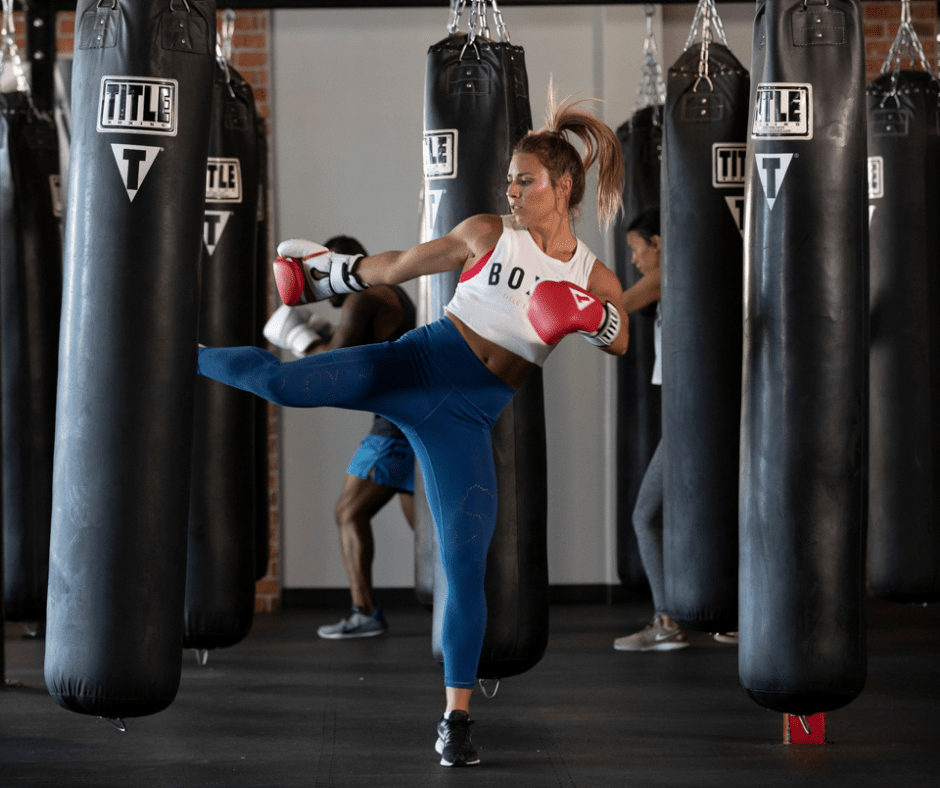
[355,214,503,286]
[621,269,661,314]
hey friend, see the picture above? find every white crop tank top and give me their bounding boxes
[445,215,597,365]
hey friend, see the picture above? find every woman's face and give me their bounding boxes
[627,230,661,276]
[506,152,568,224]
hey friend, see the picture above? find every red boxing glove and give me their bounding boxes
[527,280,621,347]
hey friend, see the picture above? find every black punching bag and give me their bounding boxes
[661,32,748,633]
[420,31,548,680]
[0,89,62,624]
[45,0,215,717]
[867,69,940,604]
[614,104,661,593]
[254,116,270,582]
[184,58,260,652]
[740,0,868,715]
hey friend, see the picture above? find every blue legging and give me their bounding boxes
[197,317,515,689]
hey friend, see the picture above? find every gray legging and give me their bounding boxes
[632,438,665,613]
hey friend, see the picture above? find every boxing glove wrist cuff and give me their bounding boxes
[306,253,368,301]
[582,301,620,347]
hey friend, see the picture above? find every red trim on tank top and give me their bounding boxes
[459,248,495,283]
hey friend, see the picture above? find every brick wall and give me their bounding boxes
[6,7,280,613]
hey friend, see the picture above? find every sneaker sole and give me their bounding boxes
[317,629,387,640]
[435,737,480,767]
[614,640,690,652]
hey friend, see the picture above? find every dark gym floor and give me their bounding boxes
[2,597,938,788]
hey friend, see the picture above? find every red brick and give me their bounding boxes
[255,578,279,595]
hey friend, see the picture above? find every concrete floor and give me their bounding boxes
[2,597,938,788]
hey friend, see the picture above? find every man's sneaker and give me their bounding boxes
[613,614,689,651]
[317,606,388,639]
[713,631,739,645]
[435,710,480,767]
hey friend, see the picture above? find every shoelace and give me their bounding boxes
[442,717,474,747]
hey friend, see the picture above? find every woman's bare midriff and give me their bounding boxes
[445,311,537,390]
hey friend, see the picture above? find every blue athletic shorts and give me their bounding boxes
[346,434,415,493]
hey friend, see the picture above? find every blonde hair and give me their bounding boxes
[513,79,624,229]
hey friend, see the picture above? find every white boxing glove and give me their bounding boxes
[263,304,333,357]
[273,238,368,305]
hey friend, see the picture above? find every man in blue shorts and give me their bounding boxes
[263,236,417,639]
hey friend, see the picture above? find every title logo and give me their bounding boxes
[206,158,242,203]
[752,84,812,140]
[868,156,884,200]
[98,77,178,136]
[111,144,162,201]
[712,143,747,187]
[424,130,458,179]
[755,153,795,211]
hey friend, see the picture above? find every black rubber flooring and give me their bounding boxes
[2,598,938,788]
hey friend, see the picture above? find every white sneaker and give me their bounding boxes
[712,631,739,645]
[613,614,689,651]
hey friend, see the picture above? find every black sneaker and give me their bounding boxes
[435,710,480,767]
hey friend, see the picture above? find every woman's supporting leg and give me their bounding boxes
[632,439,665,612]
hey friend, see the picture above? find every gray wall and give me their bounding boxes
[272,4,755,592]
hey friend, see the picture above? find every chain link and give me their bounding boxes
[1,0,31,95]
[635,4,665,110]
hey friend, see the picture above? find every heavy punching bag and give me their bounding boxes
[1,43,62,624]
[45,0,215,718]
[254,115,271,582]
[866,8,940,604]
[661,2,747,633]
[421,6,548,682]
[184,49,260,653]
[614,7,663,594]
[740,0,868,714]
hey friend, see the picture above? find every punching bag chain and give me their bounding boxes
[215,8,236,98]
[0,0,30,96]
[448,0,511,62]
[683,0,727,53]
[880,0,931,99]
[635,4,666,112]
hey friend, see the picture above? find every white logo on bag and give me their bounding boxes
[49,174,63,218]
[98,77,178,136]
[422,188,445,238]
[423,130,458,179]
[111,144,162,202]
[755,153,795,211]
[204,210,233,254]
[752,84,812,140]
[868,156,884,200]
[725,195,745,238]
[206,158,242,203]
[712,143,746,187]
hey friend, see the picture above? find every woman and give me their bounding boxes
[197,89,628,767]
[611,209,689,651]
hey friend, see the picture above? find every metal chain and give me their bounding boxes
[215,8,237,96]
[635,4,665,110]
[449,0,510,44]
[881,0,931,77]
[1,0,31,95]
[683,0,727,52]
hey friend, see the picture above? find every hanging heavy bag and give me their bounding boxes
[0,88,62,624]
[254,115,270,582]
[867,65,940,604]
[614,104,662,593]
[184,57,260,652]
[44,0,215,718]
[661,22,748,633]
[420,26,548,681]
[740,0,868,715]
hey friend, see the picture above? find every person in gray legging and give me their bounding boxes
[612,208,736,651]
